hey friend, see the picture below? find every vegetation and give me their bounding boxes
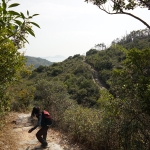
[21,28,150,149]
[86,28,150,91]
[113,28,150,49]
[0,0,39,115]
[28,55,100,107]
[86,45,126,90]
[2,27,147,149]
[25,56,53,68]
[1,0,150,149]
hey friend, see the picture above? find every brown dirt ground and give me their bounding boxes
[0,112,86,150]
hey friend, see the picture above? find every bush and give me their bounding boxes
[10,86,35,112]
[63,105,112,150]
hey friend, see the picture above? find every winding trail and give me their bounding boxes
[83,57,109,89]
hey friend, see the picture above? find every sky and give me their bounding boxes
[12,0,150,61]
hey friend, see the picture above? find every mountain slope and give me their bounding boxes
[25,56,53,68]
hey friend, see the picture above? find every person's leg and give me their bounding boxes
[36,126,49,147]
[43,126,49,141]
[36,128,44,145]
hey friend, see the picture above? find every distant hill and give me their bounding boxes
[42,55,67,62]
[25,56,53,68]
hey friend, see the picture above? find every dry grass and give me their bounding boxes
[0,112,19,150]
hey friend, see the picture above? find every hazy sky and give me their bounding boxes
[12,0,150,58]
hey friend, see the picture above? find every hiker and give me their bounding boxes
[28,106,52,148]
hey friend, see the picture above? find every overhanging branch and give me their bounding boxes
[98,6,150,29]
[120,11,150,29]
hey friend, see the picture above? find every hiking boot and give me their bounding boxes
[41,142,48,148]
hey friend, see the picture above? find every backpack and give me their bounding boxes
[42,110,52,126]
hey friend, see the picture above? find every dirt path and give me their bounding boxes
[83,59,109,89]
[11,113,84,150]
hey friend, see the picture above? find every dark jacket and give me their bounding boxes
[30,112,47,132]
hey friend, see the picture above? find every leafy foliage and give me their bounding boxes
[34,79,75,126]
[105,48,150,149]
[10,83,35,112]
[86,45,126,88]
[29,55,100,106]
[0,0,40,47]
[113,28,150,50]
[0,0,39,114]
[25,56,53,68]
[111,48,150,114]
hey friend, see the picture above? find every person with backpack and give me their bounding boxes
[28,106,52,148]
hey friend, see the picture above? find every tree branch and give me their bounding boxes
[98,6,150,29]
[120,11,150,29]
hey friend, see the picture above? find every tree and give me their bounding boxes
[109,48,150,149]
[95,43,106,50]
[0,0,40,113]
[85,0,150,29]
[111,48,150,114]
[86,49,98,56]
[0,0,40,47]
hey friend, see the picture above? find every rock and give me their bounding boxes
[19,141,28,145]
[28,139,38,145]
[48,142,63,150]
[13,128,22,132]
[18,113,31,119]
[24,123,33,127]
[22,126,32,131]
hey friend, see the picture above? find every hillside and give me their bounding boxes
[86,28,150,95]
[27,54,100,106]
[2,28,150,150]
[113,28,150,49]
[25,56,53,68]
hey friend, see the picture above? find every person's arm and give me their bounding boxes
[31,109,35,118]
[28,114,42,133]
